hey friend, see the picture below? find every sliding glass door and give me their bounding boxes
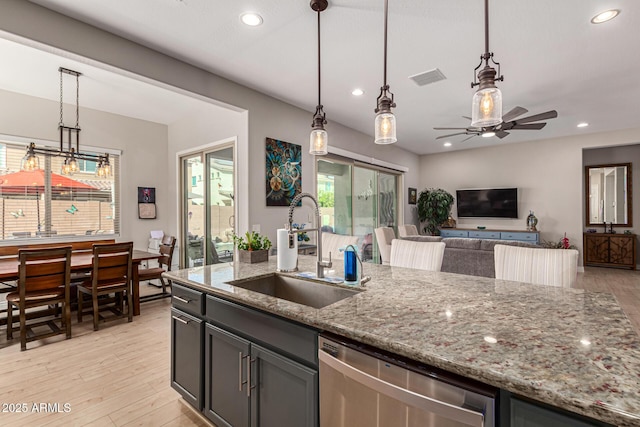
[317,157,400,264]
[181,144,235,268]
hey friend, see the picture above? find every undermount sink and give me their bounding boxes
[226,274,361,309]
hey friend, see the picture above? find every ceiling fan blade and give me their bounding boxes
[514,110,558,124]
[434,127,470,130]
[502,106,528,122]
[512,123,547,130]
[495,130,510,139]
[462,116,472,121]
[460,135,476,142]
[436,132,472,139]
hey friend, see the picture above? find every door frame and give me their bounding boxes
[177,137,237,268]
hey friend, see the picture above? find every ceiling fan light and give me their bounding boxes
[471,87,502,127]
[374,112,397,144]
[482,131,496,138]
[310,128,328,155]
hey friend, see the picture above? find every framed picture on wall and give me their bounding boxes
[408,187,417,205]
[265,137,302,206]
[138,187,157,219]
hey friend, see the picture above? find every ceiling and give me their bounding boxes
[5,0,638,155]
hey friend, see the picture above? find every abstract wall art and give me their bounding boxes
[265,137,302,206]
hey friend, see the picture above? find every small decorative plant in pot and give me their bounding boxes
[233,231,272,263]
[417,188,455,236]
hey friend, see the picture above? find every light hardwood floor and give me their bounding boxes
[0,269,638,426]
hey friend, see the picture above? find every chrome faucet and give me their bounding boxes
[288,192,332,278]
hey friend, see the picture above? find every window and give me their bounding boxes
[0,140,119,240]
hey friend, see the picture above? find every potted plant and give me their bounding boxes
[417,188,454,235]
[233,231,273,263]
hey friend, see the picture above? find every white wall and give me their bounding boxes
[419,127,640,266]
[0,0,421,251]
[0,88,169,250]
[167,103,246,263]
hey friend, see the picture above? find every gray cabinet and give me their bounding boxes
[204,295,319,427]
[251,343,317,427]
[204,324,250,427]
[170,307,203,410]
[508,395,613,427]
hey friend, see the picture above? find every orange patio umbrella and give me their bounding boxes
[0,169,98,237]
[0,169,97,195]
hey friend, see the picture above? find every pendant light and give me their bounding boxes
[309,0,329,156]
[374,0,397,144]
[21,67,112,176]
[470,0,504,128]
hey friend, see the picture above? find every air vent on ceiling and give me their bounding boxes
[409,68,446,86]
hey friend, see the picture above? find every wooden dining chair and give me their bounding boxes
[138,235,176,295]
[6,246,72,351]
[77,242,133,331]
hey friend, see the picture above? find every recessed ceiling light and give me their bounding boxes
[591,9,620,24]
[351,88,364,96]
[484,336,498,344]
[577,122,589,128]
[240,12,263,26]
[482,131,495,138]
[443,142,452,147]
[580,338,592,346]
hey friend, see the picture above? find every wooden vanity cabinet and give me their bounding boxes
[583,233,636,270]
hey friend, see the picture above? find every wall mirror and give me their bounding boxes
[585,162,632,227]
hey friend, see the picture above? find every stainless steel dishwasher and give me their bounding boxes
[319,334,497,427]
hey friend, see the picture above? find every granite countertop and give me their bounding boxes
[164,256,640,427]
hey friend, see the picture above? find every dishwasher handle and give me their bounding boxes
[319,349,485,427]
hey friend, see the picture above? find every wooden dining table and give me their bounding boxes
[0,249,162,316]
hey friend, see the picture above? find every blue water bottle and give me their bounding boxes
[343,245,358,285]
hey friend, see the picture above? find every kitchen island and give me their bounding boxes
[165,256,640,426]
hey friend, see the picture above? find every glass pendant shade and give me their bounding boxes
[471,87,502,127]
[310,128,328,155]
[21,150,39,171]
[374,112,397,144]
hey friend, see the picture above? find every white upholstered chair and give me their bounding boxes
[494,244,579,288]
[390,240,446,271]
[374,227,396,265]
[398,224,419,237]
[321,232,359,261]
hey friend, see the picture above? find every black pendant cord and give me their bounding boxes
[317,10,321,108]
[383,0,388,87]
[483,0,489,62]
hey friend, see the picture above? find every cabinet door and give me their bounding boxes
[204,324,251,427]
[250,344,318,427]
[609,235,635,267]
[511,397,611,427]
[171,308,203,410]
[584,235,609,264]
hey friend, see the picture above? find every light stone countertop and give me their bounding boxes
[164,256,640,427]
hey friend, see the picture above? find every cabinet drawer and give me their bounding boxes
[501,232,538,242]
[172,283,204,317]
[206,295,318,367]
[440,229,468,238]
[468,231,501,239]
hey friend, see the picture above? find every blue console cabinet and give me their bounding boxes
[439,228,539,244]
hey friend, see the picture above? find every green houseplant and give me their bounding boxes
[417,188,454,235]
[233,231,272,263]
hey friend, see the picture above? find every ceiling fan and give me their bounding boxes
[434,107,558,142]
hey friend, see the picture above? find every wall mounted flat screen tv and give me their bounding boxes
[456,188,518,218]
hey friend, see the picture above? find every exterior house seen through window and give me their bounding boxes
[0,141,119,240]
